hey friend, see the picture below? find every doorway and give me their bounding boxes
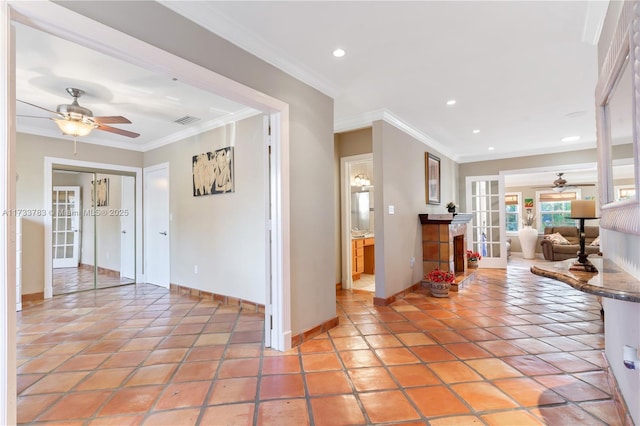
[341,154,375,292]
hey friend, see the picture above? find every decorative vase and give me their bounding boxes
[448,207,456,213]
[429,281,451,298]
[518,226,538,259]
[468,260,478,269]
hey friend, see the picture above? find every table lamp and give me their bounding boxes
[569,200,598,273]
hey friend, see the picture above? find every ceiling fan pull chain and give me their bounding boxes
[73,137,77,156]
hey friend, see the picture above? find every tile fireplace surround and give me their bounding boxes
[419,214,473,290]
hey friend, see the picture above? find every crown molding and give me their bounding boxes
[17,108,261,153]
[139,107,261,152]
[334,109,460,162]
[161,1,340,99]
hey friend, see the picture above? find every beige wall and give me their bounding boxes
[16,133,143,295]
[144,116,267,304]
[373,120,458,298]
[58,1,337,335]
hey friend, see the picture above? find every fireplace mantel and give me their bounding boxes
[419,213,473,225]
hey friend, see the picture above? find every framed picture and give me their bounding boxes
[425,152,441,205]
[524,198,534,208]
[193,146,235,196]
[91,178,109,207]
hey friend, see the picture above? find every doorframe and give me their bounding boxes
[44,157,144,298]
[340,153,373,290]
[7,1,291,350]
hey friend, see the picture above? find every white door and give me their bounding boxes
[52,186,80,268]
[465,175,507,268]
[144,164,170,288]
[120,176,135,281]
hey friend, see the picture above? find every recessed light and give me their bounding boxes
[332,48,346,58]
[561,135,580,142]
[488,147,495,151]
[472,129,480,134]
[446,99,457,106]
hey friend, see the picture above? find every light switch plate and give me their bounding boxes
[388,205,395,215]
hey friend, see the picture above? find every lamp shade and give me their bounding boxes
[55,119,95,137]
[570,200,597,219]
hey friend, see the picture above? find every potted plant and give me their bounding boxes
[466,250,481,268]
[446,201,456,213]
[424,268,456,298]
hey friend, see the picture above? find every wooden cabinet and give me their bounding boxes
[352,238,374,280]
[352,239,365,280]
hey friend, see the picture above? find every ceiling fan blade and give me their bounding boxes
[96,123,140,138]
[17,99,64,118]
[93,115,132,124]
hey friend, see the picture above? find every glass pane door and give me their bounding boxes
[52,186,80,268]
[465,175,507,268]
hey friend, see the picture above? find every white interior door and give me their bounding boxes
[144,164,170,288]
[52,186,80,268]
[120,176,135,281]
[465,175,507,268]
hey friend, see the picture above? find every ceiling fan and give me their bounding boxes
[540,172,596,192]
[18,88,140,151]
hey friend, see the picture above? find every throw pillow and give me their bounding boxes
[590,236,600,246]
[545,232,571,245]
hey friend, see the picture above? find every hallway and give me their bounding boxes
[16,262,621,425]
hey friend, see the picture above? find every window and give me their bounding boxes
[505,192,521,232]
[537,190,580,231]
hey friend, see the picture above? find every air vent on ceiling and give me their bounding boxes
[173,115,200,125]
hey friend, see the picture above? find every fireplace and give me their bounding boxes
[418,213,474,291]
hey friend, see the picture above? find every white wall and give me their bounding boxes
[373,120,458,298]
[144,116,267,304]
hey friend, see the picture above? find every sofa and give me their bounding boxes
[540,226,600,261]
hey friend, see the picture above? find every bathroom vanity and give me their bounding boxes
[352,237,374,280]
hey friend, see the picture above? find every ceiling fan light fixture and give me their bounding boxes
[54,118,95,137]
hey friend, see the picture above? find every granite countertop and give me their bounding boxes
[531,258,640,303]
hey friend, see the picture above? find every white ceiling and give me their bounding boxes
[163,0,611,163]
[15,22,258,152]
[15,1,617,187]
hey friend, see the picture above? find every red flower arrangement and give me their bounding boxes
[424,268,455,283]
[466,250,482,261]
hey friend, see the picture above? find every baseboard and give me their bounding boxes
[602,352,634,425]
[169,283,264,313]
[373,282,421,306]
[291,316,340,347]
[22,292,44,303]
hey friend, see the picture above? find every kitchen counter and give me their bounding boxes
[530,258,640,303]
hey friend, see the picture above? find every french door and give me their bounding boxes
[465,175,507,268]
[52,186,80,268]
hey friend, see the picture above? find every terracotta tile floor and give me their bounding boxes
[17,259,623,425]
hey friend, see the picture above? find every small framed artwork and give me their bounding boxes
[91,178,109,207]
[425,152,441,205]
[192,146,235,196]
[524,198,534,208]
